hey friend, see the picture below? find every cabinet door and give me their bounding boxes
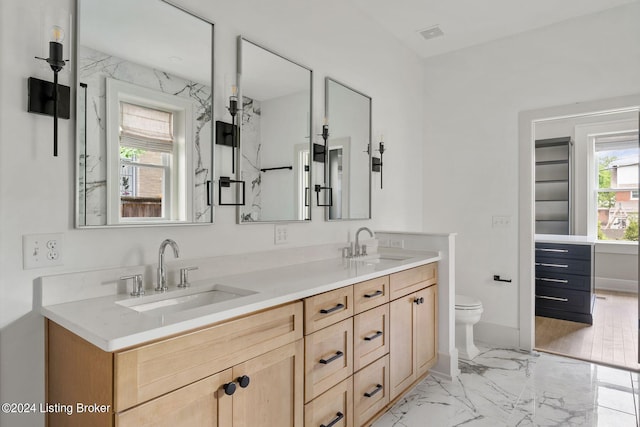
[389,294,416,400]
[232,340,304,427]
[115,369,232,427]
[415,285,438,377]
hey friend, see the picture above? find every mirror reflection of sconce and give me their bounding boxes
[313,119,333,206]
[29,26,71,157]
[371,139,385,188]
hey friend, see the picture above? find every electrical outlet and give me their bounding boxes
[23,233,64,269]
[492,215,512,228]
[274,225,288,245]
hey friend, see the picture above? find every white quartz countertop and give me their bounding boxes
[535,234,596,245]
[41,249,440,352]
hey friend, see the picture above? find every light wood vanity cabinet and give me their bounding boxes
[303,262,438,427]
[47,302,304,427]
[47,262,437,427]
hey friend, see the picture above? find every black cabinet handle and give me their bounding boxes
[222,382,236,396]
[320,412,344,427]
[237,375,250,388]
[420,297,424,304]
[414,297,424,305]
[364,290,383,299]
[320,303,345,314]
[364,331,383,341]
[319,351,344,365]
[364,384,383,398]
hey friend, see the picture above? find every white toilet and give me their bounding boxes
[455,294,483,360]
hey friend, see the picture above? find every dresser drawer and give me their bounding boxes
[304,377,353,427]
[305,286,354,335]
[535,256,591,276]
[305,318,353,403]
[389,263,437,300]
[353,355,389,427]
[535,271,591,292]
[353,304,389,372]
[535,284,591,314]
[114,302,302,411]
[353,276,389,314]
[535,242,591,260]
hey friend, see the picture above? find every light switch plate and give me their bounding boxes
[274,225,288,245]
[23,233,64,269]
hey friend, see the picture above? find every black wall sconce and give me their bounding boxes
[372,139,386,189]
[227,85,239,173]
[29,26,70,157]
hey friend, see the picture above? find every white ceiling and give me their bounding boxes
[350,0,638,58]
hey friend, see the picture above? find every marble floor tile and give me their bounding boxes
[372,347,640,427]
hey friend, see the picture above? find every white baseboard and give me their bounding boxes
[430,351,460,381]
[595,277,638,294]
[474,321,520,348]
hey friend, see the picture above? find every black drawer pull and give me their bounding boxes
[364,290,383,298]
[319,351,344,365]
[535,262,568,268]
[364,384,383,398]
[536,248,569,253]
[320,303,345,314]
[536,277,569,284]
[320,412,344,427]
[364,331,383,341]
[536,295,569,302]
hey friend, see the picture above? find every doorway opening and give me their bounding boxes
[528,106,639,371]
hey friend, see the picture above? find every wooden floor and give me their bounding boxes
[535,290,640,372]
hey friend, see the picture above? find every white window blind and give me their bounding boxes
[120,102,174,153]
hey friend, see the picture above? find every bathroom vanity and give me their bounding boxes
[42,252,439,427]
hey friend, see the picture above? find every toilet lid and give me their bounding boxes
[455,294,482,309]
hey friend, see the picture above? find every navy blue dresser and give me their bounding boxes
[535,241,595,324]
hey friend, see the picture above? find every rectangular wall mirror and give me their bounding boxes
[76,0,214,227]
[238,37,312,223]
[325,78,372,220]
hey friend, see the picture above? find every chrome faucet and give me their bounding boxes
[156,239,179,292]
[355,227,374,257]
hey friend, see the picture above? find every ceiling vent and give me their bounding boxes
[419,25,444,41]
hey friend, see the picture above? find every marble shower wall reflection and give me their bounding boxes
[240,96,262,221]
[77,46,212,226]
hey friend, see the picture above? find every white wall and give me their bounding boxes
[0,1,424,425]
[421,3,640,345]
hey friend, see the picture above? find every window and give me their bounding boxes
[594,133,639,241]
[119,102,174,219]
[106,78,193,224]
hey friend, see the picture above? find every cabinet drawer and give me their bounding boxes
[304,377,353,427]
[535,271,591,292]
[305,318,353,403]
[353,304,389,372]
[114,302,303,411]
[116,369,233,427]
[535,242,591,260]
[535,256,591,276]
[535,284,591,314]
[389,263,437,300]
[305,286,354,335]
[354,276,389,314]
[353,355,389,427]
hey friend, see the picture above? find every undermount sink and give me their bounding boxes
[116,284,256,316]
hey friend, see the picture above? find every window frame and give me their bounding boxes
[590,132,639,242]
[106,78,193,224]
